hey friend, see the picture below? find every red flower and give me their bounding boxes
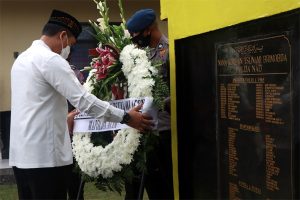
[88,48,99,57]
[91,46,118,80]
[96,66,108,80]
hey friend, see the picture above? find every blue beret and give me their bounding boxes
[126,9,156,33]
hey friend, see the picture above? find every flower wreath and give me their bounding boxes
[71,0,169,193]
[72,44,157,178]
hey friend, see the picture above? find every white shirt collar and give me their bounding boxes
[32,39,52,51]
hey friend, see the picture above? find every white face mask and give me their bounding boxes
[60,34,70,59]
[60,45,70,59]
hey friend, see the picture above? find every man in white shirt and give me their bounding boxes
[10,9,153,200]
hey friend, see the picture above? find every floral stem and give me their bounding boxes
[118,0,126,30]
[110,70,122,79]
[152,63,162,67]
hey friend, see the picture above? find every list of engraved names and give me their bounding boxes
[217,35,292,199]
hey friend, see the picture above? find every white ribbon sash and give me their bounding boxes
[73,97,157,133]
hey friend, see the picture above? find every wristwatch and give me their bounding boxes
[120,111,131,124]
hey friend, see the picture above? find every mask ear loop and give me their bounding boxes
[65,31,69,46]
[60,31,69,48]
[60,33,64,53]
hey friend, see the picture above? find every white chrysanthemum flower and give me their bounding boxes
[84,69,96,93]
[72,128,141,178]
[120,44,135,58]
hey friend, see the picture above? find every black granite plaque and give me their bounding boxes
[175,8,300,200]
[217,35,292,199]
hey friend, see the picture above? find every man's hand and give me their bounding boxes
[126,104,154,132]
[67,110,80,136]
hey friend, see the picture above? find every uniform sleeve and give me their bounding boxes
[38,55,124,122]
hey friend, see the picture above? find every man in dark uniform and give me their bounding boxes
[125,9,173,200]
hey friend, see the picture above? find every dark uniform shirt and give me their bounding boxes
[149,35,170,131]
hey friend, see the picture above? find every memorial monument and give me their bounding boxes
[175,8,300,199]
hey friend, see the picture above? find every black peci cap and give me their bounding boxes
[47,9,82,38]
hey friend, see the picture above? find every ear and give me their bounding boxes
[59,31,67,39]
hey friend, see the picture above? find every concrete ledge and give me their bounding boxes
[0,174,15,184]
[0,159,15,184]
[0,159,10,170]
